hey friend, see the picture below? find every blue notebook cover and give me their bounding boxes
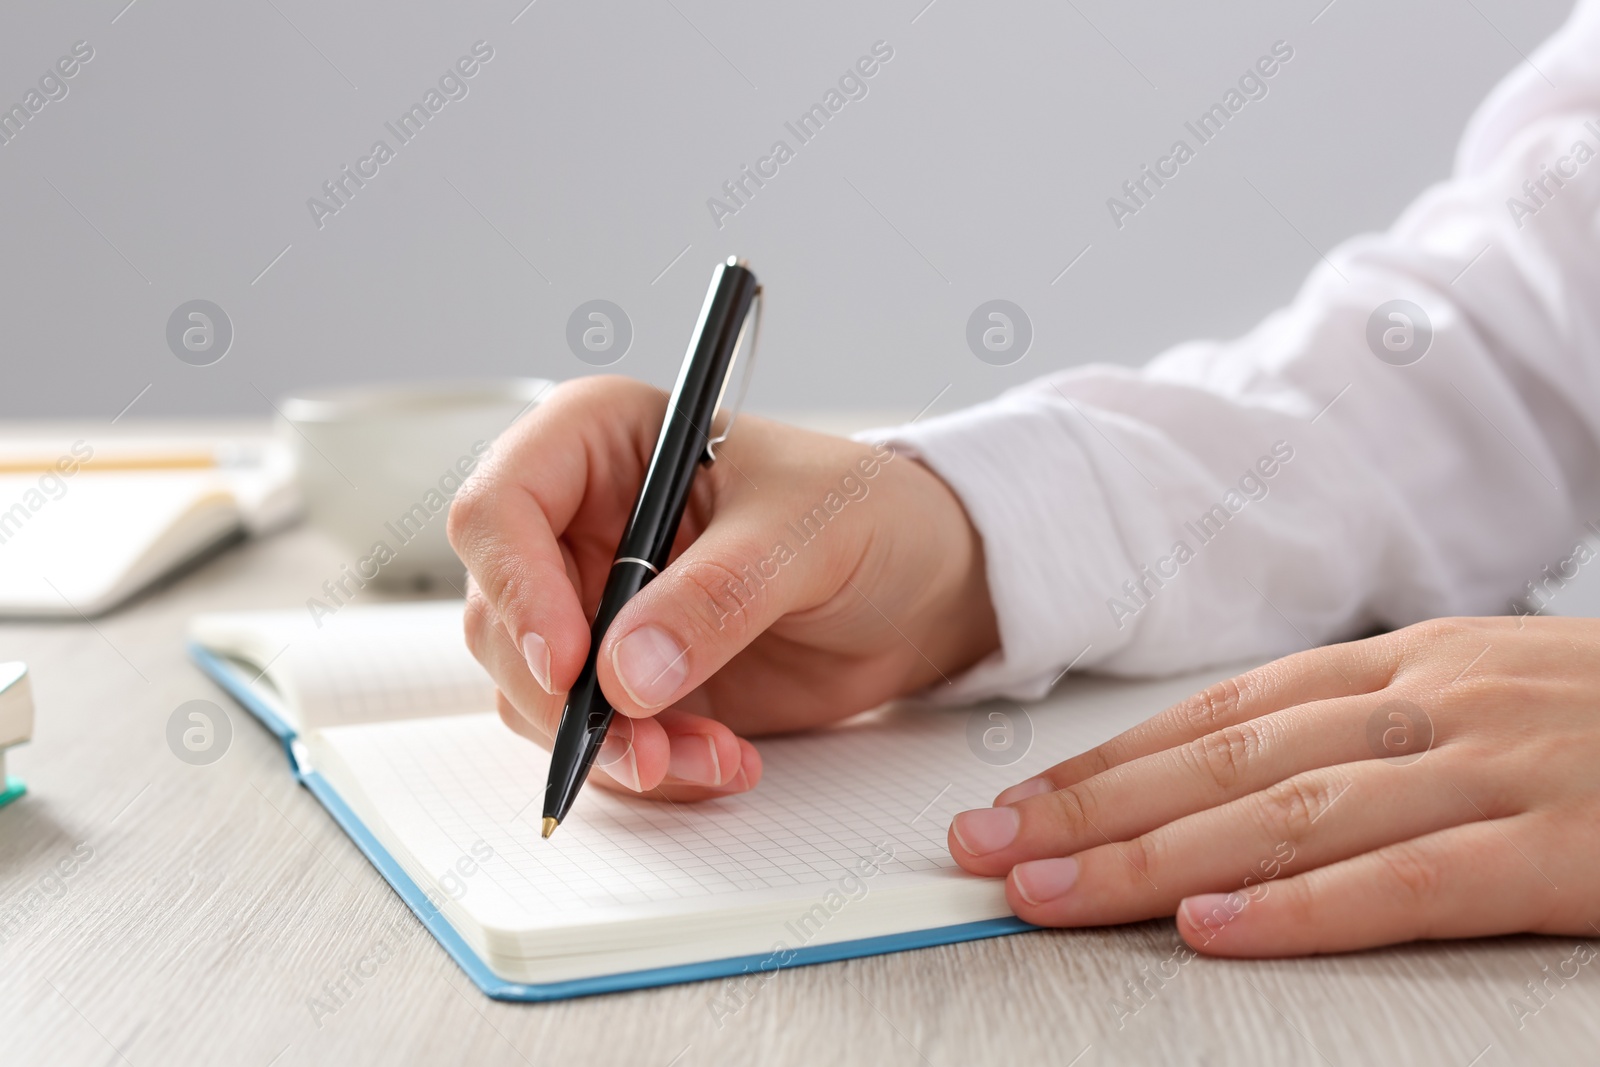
[188,641,1036,1002]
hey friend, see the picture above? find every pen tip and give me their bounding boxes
[541,817,558,839]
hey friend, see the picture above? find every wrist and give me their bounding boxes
[898,457,1001,689]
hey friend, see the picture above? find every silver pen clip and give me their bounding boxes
[704,284,763,463]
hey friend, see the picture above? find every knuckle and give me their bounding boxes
[532,375,601,417]
[563,372,648,403]
[1257,775,1333,844]
[1043,784,1102,842]
[1173,676,1247,735]
[479,551,542,633]
[1411,616,1471,644]
[667,553,769,644]
[1437,671,1498,712]
[462,590,495,654]
[552,376,666,436]
[448,463,508,563]
[1121,831,1160,884]
[1068,744,1115,782]
[444,472,497,557]
[1378,843,1442,907]
[1189,722,1261,791]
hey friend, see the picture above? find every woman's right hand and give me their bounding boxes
[447,375,1000,802]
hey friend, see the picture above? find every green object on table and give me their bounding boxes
[0,775,24,808]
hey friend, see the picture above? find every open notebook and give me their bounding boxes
[0,435,299,617]
[188,602,1224,1000]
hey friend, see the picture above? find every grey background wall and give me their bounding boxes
[0,0,1575,422]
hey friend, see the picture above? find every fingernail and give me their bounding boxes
[951,806,1020,856]
[994,777,1052,806]
[1013,857,1080,905]
[598,732,641,791]
[612,625,689,709]
[668,735,724,786]
[1183,893,1246,931]
[521,632,552,694]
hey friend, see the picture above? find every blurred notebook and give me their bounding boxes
[187,600,1221,1001]
[0,435,299,617]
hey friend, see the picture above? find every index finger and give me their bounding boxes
[996,640,1395,804]
[447,376,663,693]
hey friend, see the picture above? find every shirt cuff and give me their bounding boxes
[855,388,1131,705]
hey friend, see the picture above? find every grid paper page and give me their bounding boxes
[313,667,1220,934]
[285,619,494,726]
[194,602,494,728]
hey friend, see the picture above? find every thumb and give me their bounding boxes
[594,508,845,716]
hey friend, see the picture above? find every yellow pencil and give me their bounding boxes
[0,449,234,475]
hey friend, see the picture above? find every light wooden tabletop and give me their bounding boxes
[3,442,1599,1067]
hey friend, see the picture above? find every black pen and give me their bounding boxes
[542,257,762,838]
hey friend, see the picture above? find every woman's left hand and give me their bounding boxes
[947,616,1600,956]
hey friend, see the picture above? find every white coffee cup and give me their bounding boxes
[278,378,549,589]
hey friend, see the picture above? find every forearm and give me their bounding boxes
[871,1,1600,698]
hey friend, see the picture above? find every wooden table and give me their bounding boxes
[3,431,1598,1067]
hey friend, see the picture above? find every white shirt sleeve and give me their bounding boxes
[864,0,1600,702]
